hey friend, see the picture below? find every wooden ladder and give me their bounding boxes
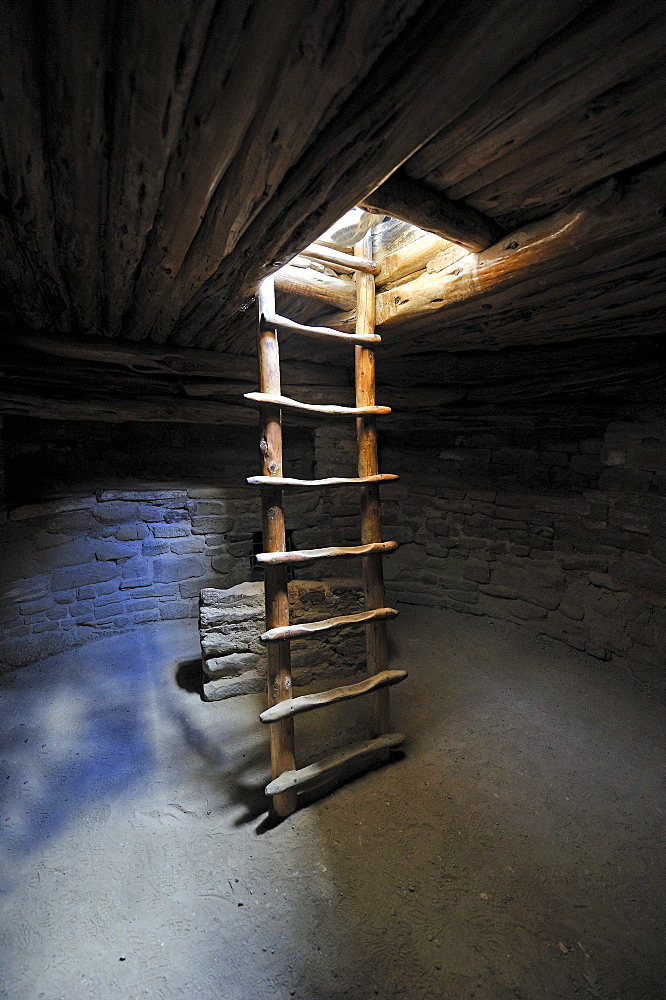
[244,233,406,817]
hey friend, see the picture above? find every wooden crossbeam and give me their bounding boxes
[259,669,407,723]
[301,243,381,274]
[247,474,398,488]
[244,392,390,417]
[261,310,380,344]
[360,168,502,253]
[255,541,398,566]
[265,733,405,796]
[273,264,355,310]
[261,607,399,642]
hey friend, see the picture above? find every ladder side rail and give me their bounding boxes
[256,276,297,818]
[355,233,391,738]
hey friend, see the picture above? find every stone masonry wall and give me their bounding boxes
[2,404,664,683]
[380,404,666,682]
[199,579,364,700]
[0,419,371,671]
[0,486,263,669]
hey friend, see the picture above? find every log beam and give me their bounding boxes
[274,264,356,310]
[372,163,666,355]
[360,169,502,252]
[0,329,350,387]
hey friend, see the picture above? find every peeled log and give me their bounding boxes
[265,732,405,796]
[373,167,666,354]
[274,264,355,310]
[361,169,502,252]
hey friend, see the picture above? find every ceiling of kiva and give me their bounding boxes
[0,0,664,422]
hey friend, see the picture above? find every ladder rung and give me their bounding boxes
[260,669,407,722]
[261,606,399,642]
[265,732,405,796]
[255,541,397,566]
[303,243,381,275]
[247,474,398,488]
[262,311,380,344]
[244,392,390,417]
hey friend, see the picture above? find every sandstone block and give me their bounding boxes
[119,556,153,588]
[95,539,141,561]
[52,561,119,592]
[170,537,205,555]
[94,603,125,621]
[153,555,208,583]
[129,583,178,598]
[152,523,189,538]
[191,515,235,535]
[92,501,139,524]
[133,610,160,624]
[463,560,490,584]
[176,571,224,598]
[203,651,261,680]
[137,504,165,523]
[203,671,265,701]
[97,489,188,503]
[142,539,170,557]
[510,601,548,621]
[159,600,197,620]
[19,596,52,615]
[115,523,149,541]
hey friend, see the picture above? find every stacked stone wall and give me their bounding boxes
[1,405,664,681]
[199,579,364,700]
[0,420,371,671]
[380,405,666,678]
[0,487,263,668]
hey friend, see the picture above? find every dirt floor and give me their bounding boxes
[0,605,664,1000]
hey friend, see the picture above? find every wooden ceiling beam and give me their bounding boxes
[404,1,665,207]
[360,169,502,252]
[273,264,356,311]
[313,161,666,356]
[0,388,255,426]
[0,330,350,387]
[171,0,588,349]
[125,0,425,345]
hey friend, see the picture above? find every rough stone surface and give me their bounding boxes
[199,579,365,699]
[381,405,666,675]
[1,408,665,683]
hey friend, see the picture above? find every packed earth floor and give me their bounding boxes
[1,605,664,1000]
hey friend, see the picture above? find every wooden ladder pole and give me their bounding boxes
[256,276,297,817]
[354,232,390,739]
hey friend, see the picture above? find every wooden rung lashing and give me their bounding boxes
[265,732,405,796]
[247,473,398,488]
[302,243,380,275]
[261,606,399,642]
[260,669,407,723]
[261,311,380,345]
[255,540,398,566]
[244,392,390,417]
